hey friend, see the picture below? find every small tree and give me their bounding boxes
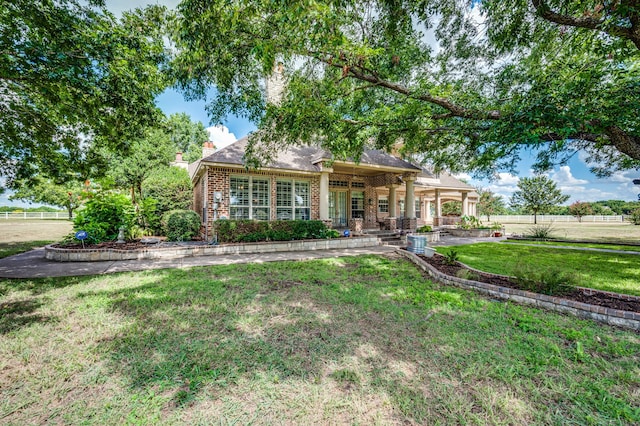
[441,201,462,216]
[510,176,569,224]
[568,201,593,223]
[10,178,87,219]
[477,188,506,221]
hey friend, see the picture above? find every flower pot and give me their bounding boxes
[493,232,502,237]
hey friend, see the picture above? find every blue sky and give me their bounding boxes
[2,0,639,207]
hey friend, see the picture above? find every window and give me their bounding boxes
[378,196,388,213]
[351,181,365,188]
[329,180,348,187]
[415,199,421,219]
[230,176,270,220]
[351,191,364,219]
[277,179,310,220]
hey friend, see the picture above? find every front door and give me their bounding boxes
[329,191,347,227]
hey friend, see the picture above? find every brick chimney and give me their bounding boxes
[265,62,285,105]
[202,141,216,158]
[170,151,188,169]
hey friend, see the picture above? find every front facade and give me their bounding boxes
[189,138,477,239]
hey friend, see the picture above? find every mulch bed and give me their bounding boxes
[418,254,640,314]
[51,240,207,250]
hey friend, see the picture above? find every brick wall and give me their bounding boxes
[200,166,321,238]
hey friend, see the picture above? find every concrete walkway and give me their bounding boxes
[0,246,399,279]
[14,234,633,280]
[0,235,506,279]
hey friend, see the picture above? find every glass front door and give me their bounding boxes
[329,191,347,227]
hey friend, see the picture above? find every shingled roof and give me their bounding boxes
[197,137,421,174]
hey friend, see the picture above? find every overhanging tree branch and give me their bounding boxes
[531,0,640,49]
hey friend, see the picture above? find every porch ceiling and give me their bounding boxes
[332,163,407,177]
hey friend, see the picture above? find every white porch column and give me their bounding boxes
[426,200,432,221]
[388,185,398,217]
[435,189,442,217]
[405,176,416,219]
[462,191,469,216]
[319,170,330,221]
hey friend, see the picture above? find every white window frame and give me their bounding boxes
[378,195,389,213]
[229,176,270,220]
[277,179,310,220]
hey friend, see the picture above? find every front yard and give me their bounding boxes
[1,255,638,424]
[437,243,640,297]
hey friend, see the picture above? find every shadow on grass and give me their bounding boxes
[77,257,640,423]
[0,275,97,297]
[0,299,53,334]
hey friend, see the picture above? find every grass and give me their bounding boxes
[502,222,640,243]
[1,255,639,424]
[436,243,640,296]
[0,241,56,260]
[0,220,72,244]
[503,239,640,252]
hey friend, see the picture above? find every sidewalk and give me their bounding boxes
[0,246,398,279]
[0,235,505,279]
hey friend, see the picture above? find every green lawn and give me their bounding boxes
[436,243,640,296]
[503,240,640,252]
[1,255,638,424]
[0,241,54,259]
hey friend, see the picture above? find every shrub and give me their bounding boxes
[458,215,482,229]
[138,197,162,234]
[416,225,432,233]
[444,249,459,265]
[514,264,577,296]
[73,192,135,243]
[143,167,192,215]
[630,208,640,225]
[526,222,556,239]
[455,269,479,281]
[214,220,330,243]
[162,209,201,241]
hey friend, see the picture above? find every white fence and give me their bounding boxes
[1,212,72,220]
[488,215,626,223]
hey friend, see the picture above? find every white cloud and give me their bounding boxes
[549,166,589,186]
[206,125,237,150]
[454,172,472,181]
[495,173,519,185]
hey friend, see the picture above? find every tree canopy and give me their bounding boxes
[510,175,570,223]
[170,0,640,177]
[0,0,169,188]
[166,113,209,163]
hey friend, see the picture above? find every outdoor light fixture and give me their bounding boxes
[368,198,373,206]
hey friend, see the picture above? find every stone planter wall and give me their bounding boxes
[45,236,380,262]
[411,231,440,242]
[447,228,493,238]
[397,249,640,331]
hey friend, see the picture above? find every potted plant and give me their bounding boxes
[491,221,503,237]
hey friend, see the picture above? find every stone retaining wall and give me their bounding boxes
[397,249,640,331]
[45,236,380,262]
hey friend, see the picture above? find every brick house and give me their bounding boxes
[187,137,477,239]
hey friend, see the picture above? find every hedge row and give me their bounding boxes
[213,220,340,243]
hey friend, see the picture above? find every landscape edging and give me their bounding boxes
[396,249,640,331]
[45,236,380,262]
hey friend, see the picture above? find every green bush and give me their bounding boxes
[138,197,162,234]
[514,264,577,296]
[143,167,192,216]
[630,208,640,225]
[73,192,135,243]
[526,222,556,239]
[416,225,432,233]
[214,220,330,243]
[162,210,201,241]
